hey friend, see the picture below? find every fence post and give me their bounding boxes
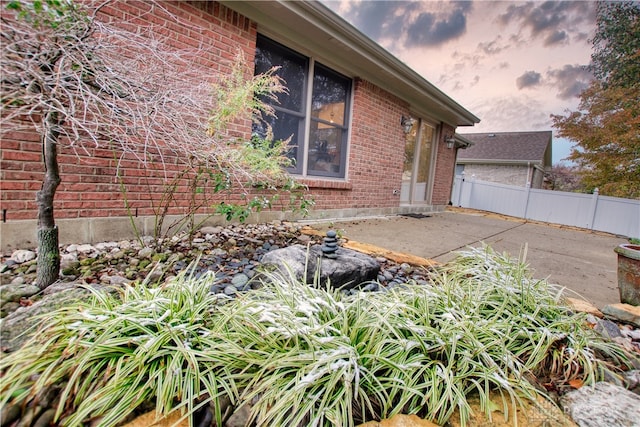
[522,181,532,219]
[587,188,599,230]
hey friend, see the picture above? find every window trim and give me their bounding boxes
[255,34,352,180]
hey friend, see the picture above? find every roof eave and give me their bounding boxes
[457,159,544,166]
[221,0,480,127]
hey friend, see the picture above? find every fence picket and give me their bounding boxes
[451,176,639,238]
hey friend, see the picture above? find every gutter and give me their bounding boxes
[457,159,544,166]
[221,0,481,127]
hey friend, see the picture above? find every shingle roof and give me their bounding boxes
[457,131,552,165]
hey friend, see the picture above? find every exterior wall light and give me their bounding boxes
[445,134,456,149]
[401,115,415,134]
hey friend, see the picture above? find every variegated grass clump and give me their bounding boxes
[0,268,240,427]
[0,246,634,427]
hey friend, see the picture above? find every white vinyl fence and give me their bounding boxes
[451,174,640,238]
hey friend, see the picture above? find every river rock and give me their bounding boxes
[10,249,36,264]
[138,247,155,259]
[602,303,640,328]
[60,253,79,269]
[200,226,222,235]
[75,244,96,254]
[0,283,40,305]
[231,273,249,289]
[259,244,380,290]
[560,381,640,426]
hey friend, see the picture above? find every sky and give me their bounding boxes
[321,0,598,164]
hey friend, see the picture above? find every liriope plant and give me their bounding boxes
[1,246,635,426]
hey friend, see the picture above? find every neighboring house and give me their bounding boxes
[456,131,552,188]
[0,1,480,249]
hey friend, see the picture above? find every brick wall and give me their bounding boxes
[302,79,408,210]
[431,123,457,205]
[1,1,257,222]
[0,1,456,225]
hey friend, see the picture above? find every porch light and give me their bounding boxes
[401,115,415,134]
[445,134,456,149]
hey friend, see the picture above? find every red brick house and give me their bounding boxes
[0,1,479,250]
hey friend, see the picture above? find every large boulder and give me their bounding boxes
[0,282,119,352]
[560,382,640,426]
[259,244,380,290]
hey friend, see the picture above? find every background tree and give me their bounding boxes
[551,1,640,199]
[1,0,307,289]
[544,163,587,193]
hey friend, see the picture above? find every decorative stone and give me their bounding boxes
[260,244,380,290]
[10,250,36,264]
[594,318,623,340]
[602,303,640,328]
[32,408,56,427]
[60,253,79,269]
[138,247,154,259]
[321,230,339,259]
[566,297,604,318]
[95,242,118,251]
[200,226,222,235]
[0,283,40,305]
[75,244,95,253]
[109,276,131,286]
[146,266,164,283]
[10,276,25,286]
[231,273,249,290]
[0,402,21,426]
[560,382,640,426]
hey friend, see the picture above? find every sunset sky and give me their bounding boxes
[321,0,598,164]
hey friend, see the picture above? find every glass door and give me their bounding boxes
[400,120,435,204]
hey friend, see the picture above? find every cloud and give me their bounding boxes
[516,71,542,89]
[406,4,470,47]
[478,36,509,55]
[498,1,596,44]
[467,95,550,132]
[546,64,593,99]
[544,29,568,46]
[323,1,473,50]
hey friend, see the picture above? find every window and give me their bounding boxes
[254,35,351,178]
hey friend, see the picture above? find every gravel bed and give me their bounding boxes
[0,221,431,318]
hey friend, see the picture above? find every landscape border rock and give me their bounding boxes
[560,382,640,427]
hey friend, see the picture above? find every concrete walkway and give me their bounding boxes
[309,208,629,309]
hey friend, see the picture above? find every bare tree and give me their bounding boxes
[1,0,302,288]
[544,163,587,193]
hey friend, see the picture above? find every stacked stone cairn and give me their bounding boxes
[321,230,339,259]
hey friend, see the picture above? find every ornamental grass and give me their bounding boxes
[0,246,634,426]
